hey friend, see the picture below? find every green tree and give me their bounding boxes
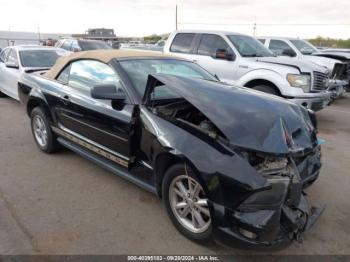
[309,37,350,48]
[144,34,162,43]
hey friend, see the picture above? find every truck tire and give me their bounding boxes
[162,163,213,244]
[30,107,59,153]
[253,85,280,96]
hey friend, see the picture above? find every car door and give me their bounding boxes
[0,48,11,92]
[0,48,21,99]
[189,34,236,84]
[54,59,135,163]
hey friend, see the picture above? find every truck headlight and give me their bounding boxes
[287,74,311,92]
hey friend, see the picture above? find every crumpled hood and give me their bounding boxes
[313,51,350,61]
[253,56,328,74]
[304,55,340,71]
[146,74,317,155]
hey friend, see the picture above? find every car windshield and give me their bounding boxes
[119,59,217,99]
[227,35,274,57]
[290,39,318,55]
[19,50,62,68]
[78,41,112,51]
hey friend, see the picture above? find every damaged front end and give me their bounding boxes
[211,149,325,249]
[144,74,325,249]
[327,63,349,99]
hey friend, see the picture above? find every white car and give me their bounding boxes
[164,30,331,111]
[0,45,69,100]
[258,37,349,98]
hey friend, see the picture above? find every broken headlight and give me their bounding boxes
[240,150,289,177]
[254,157,289,176]
[239,152,292,210]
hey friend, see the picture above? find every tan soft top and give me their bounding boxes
[45,49,177,80]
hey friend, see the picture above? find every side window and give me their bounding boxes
[269,40,294,56]
[170,33,195,54]
[56,64,71,84]
[258,39,266,44]
[0,48,10,62]
[68,60,122,95]
[8,49,19,65]
[197,34,231,56]
[54,40,61,48]
[71,41,81,52]
[61,40,72,51]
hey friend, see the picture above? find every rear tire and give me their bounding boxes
[30,107,59,153]
[162,164,213,244]
[253,85,280,96]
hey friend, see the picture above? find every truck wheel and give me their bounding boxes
[253,85,280,96]
[162,163,212,244]
[30,107,59,153]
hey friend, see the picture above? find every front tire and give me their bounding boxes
[30,107,59,153]
[162,164,212,244]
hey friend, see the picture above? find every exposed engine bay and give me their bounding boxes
[151,99,226,140]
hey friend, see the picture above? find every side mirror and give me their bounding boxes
[281,49,296,57]
[213,49,234,61]
[5,61,19,69]
[91,84,126,101]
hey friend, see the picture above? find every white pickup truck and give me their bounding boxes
[163,30,331,111]
[258,37,349,98]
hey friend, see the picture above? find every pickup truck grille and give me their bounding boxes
[313,71,328,90]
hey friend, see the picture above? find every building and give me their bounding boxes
[0,30,71,48]
[85,28,118,41]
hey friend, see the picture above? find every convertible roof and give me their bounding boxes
[44,49,177,80]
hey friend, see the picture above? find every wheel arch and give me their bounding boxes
[27,97,52,121]
[244,79,282,96]
[154,152,200,198]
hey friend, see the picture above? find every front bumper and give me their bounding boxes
[328,79,348,99]
[289,92,331,112]
[210,148,325,249]
[211,199,326,250]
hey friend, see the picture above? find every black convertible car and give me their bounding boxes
[18,50,325,249]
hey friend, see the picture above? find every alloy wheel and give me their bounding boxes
[169,175,211,234]
[33,115,48,147]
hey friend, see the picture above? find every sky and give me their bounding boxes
[0,0,349,39]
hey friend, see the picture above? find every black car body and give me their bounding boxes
[18,50,325,249]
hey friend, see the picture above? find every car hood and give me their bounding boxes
[252,56,328,74]
[313,51,350,61]
[145,74,317,155]
[304,55,340,71]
